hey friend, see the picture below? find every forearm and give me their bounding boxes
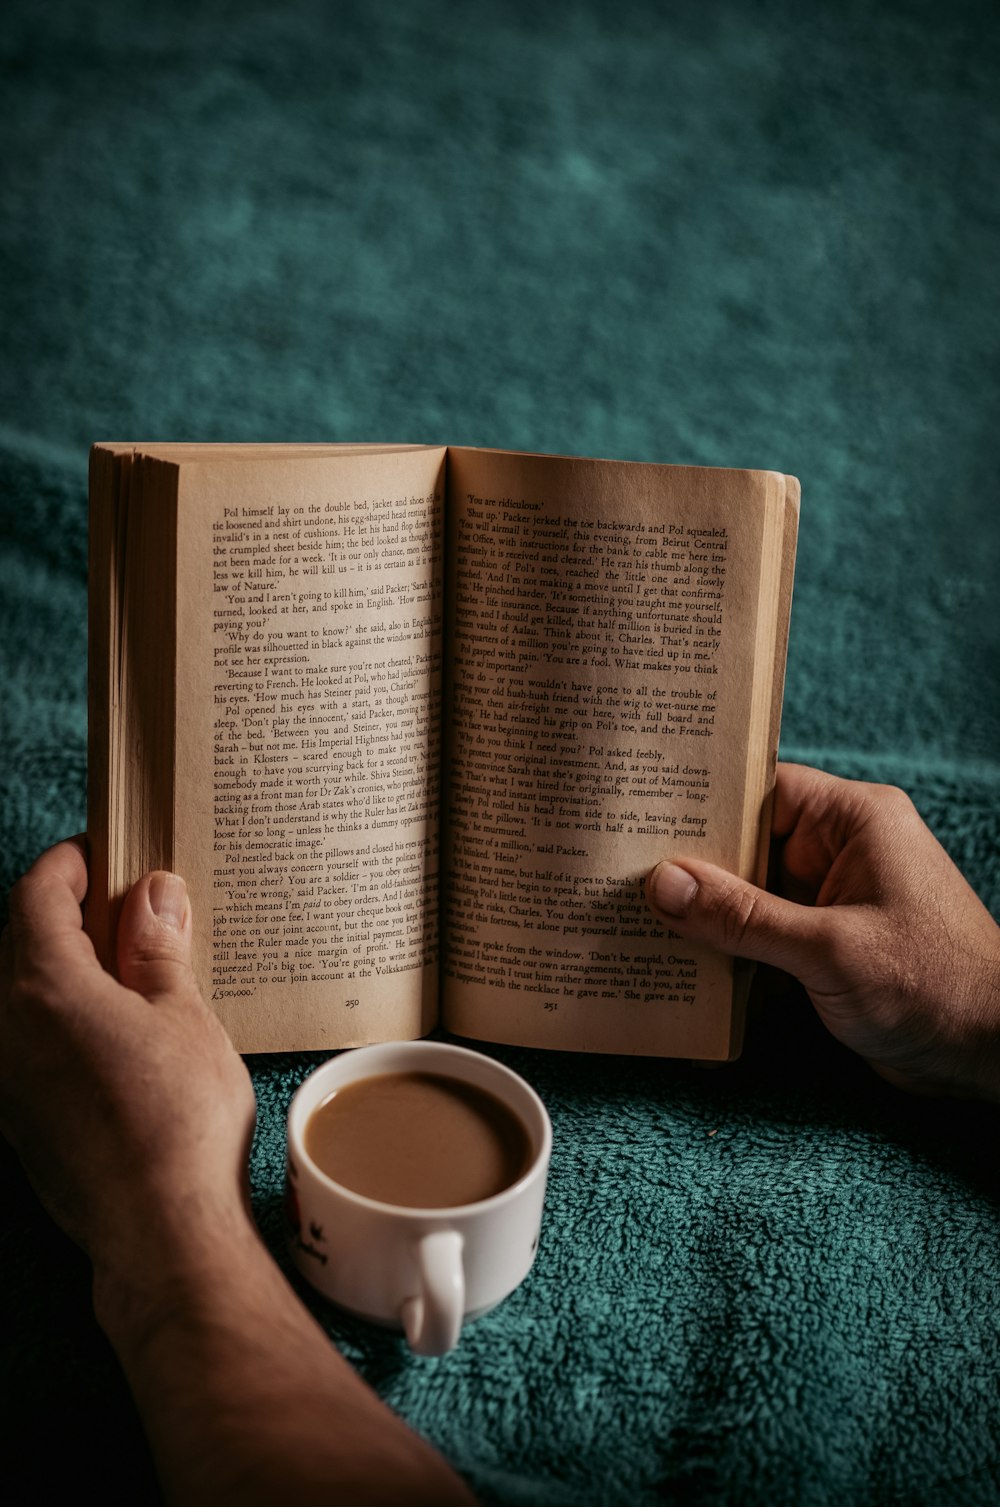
[93,1207,476,1507]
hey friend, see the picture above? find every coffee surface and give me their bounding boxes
[304,1071,533,1208]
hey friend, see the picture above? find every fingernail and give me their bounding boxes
[649,863,698,916]
[148,872,188,929]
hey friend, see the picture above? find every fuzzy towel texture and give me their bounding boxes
[1,1,998,1502]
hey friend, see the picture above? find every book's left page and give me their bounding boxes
[88,444,446,1053]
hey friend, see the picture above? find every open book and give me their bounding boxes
[87,444,799,1058]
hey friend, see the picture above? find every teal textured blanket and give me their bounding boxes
[1,2,997,1502]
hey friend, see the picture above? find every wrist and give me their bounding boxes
[92,1192,266,1360]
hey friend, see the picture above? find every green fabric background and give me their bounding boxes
[1,1,997,1502]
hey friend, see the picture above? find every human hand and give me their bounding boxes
[2,843,476,1507]
[646,763,1000,1101]
[0,839,257,1315]
[8,807,991,1497]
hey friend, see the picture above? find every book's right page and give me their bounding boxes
[442,450,795,1058]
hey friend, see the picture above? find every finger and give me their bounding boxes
[771,764,879,898]
[772,762,863,841]
[772,762,830,835]
[5,837,103,979]
[646,858,835,980]
[117,872,198,1005]
[9,835,89,921]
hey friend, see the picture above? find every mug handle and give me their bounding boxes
[401,1230,465,1356]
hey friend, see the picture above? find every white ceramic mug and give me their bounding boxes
[286,1041,552,1356]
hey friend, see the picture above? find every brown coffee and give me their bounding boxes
[303,1071,533,1209]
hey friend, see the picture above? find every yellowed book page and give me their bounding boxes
[87,451,180,968]
[96,442,431,459]
[730,476,800,1021]
[754,477,801,887]
[442,449,786,1059]
[86,443,124,967]
[172,447,446,1052]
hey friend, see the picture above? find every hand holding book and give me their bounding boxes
[647,762,1000,1100]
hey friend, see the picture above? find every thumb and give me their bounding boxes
[117,871,197,1002]
[646,859,833,981]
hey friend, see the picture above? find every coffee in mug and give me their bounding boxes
[303,1071,534,1209]
[287,1042,551,1356]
